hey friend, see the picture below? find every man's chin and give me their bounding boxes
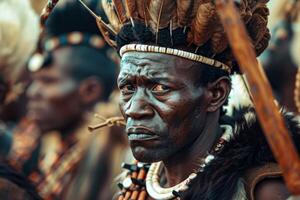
[131,146,164,163]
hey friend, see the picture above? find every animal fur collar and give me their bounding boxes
[181,107,300,200]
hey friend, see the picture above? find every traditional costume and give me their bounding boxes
[88,0,300,199]
[8,0,129,199]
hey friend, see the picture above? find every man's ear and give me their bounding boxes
[206,76,231,112]
[78,77,103,106]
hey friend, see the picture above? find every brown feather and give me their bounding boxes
[124,0,137,18]
[255,29,270,56]
[177,0,210,27]
[211,22,228,54]
[112,0,127,23]
[190,0,211,16]
[177,0,194,26]
[148,0,176,31]
[95,19,117,48]
[247,14,267,46]
[102,1,122,32]
[136,0,151,26]
[188,2,217,46]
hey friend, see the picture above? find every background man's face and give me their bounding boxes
[118,52,211,163]
[27,48,82,133]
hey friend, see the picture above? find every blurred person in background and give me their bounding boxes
[0,0,42,199]
[0,0,39,159]
[260,0,300,113]
[9,0,129,199]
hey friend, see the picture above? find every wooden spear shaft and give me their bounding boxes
[215,0,300,195]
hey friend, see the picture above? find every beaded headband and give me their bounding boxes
[119,44,231,73]
[44,32,106,51]
[28,32,106,72]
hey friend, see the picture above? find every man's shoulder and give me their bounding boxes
[254,178,289,200]
[243,163,290,200]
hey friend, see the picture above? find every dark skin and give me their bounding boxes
[27,47,102,136]
[118,52,229,186]
[118,52,290,199]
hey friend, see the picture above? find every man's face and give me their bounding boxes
[27,48,82,133]
[118,52,212,163]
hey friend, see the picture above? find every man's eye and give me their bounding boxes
[152,84,170,93]
[120,84,136,95]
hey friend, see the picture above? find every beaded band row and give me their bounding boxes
[44,32,106,51]
[120,44,231,74]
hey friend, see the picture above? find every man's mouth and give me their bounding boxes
[127,126,159,141]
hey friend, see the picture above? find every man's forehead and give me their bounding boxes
[32,65,58,78]
[32,62,70,80]
[118,65,171,80]
[121,52,176,66]
[121,51,198,70]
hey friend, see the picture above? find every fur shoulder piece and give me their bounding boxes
[181,107,300,200]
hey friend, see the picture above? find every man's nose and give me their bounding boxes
[125,90,154,119]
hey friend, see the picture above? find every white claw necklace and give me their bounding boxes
[145,126,232,200]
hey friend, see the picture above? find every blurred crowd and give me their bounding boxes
[0,0,298,200]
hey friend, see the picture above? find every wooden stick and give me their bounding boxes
[138,189,147,200]
[215,0,300,195]
[123,169,138,200]
[88,117,125,132]
[124,191,131,200]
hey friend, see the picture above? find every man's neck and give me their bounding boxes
[163,112,221,187]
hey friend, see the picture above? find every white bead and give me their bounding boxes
[204,154,215,164]
[122,177,132,189]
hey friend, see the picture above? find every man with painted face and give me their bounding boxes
[95,0,300,199]
[14,0,123,199]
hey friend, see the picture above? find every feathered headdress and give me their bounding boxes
[81,0,270,74]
